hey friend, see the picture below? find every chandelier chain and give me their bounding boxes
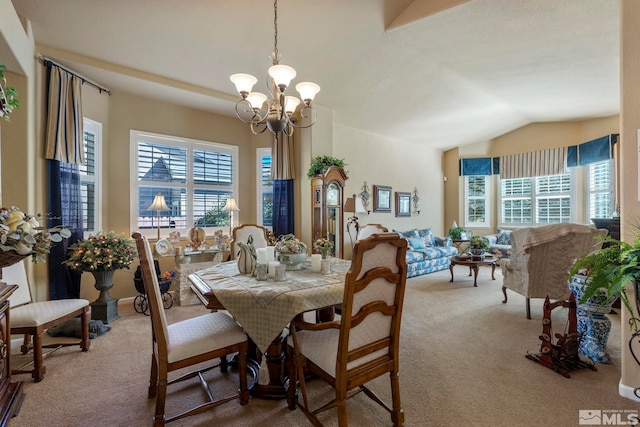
[273,0,279,65]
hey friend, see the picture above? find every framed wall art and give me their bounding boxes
[395,192,411,217]
[373,185,392,213]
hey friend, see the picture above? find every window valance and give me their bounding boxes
[500,147,567,179]
[459,157,500,176]
[459,134,618,179]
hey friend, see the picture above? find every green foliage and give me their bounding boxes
[195,206,228,227]
[470,236,489,250]
[448,226,467,240]
[307,156,347,178]
[569,234,640,330]
[0,64,20,122]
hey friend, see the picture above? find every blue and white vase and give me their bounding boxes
[568,274,616,364]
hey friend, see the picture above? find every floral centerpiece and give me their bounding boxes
[275,234,307,270]
[314,237,334,259]
[0,206,70,266]
[64,231,136,272]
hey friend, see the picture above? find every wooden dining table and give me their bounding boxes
[188,258,350,398]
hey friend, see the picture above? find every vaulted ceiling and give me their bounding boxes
[9,0,620,150]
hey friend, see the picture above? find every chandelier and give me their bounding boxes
[230,0,320,136]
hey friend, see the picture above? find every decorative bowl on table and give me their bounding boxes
[278,252,307,270]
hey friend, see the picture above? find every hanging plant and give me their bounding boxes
[0,64,20,122]
[307,156,348,178]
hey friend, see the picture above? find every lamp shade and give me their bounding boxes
[148,193,169,211]
[295,82,320,103]
[355,197,367,213]
[284,96,301,114]
[268,64,296,89]
[230,73,257,95]
[247,92,268,110]
[223,197,240,212]
[344,197,356,213]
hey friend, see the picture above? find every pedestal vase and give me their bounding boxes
[569,274,615,363]
[90,269,119,324]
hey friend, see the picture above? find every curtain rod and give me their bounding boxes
[38,55,112,95]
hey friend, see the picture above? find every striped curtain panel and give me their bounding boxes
[271,132,295,179]
[271,132,295,237]
[500,146,568,179]
[45,65,85,164]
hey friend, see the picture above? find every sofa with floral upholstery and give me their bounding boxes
[482,228,513,260]
[392,227,458,278]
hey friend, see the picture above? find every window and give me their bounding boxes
[80,118,102,233]
[587,159,614,219]
[500,171,574,226]
[130,131,238,237]
[464,176,490,227]
[257,148,273,229]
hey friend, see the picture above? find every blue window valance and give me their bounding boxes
[576,134,618,166]
[459,157,500,176]
[459,134,618,178]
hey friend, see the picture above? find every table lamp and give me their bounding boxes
[148,193,169,240]
[344,195,359,248]
[223,196,240,235]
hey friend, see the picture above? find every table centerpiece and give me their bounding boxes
[275,234,307,270]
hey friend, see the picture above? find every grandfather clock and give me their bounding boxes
[311,166,347,258]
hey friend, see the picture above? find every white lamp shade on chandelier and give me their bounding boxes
[229,0,320,136]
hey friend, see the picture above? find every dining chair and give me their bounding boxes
[3,260,90,382]
[132,232,250,426]
[287,233,408,427]
[230,224,268,260]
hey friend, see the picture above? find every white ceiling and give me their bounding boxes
[9,0,620,151]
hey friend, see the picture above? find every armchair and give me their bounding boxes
[356,223,388,240]
[501,223,607,319]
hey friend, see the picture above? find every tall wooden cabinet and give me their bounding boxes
[0,282,23,426]
[311,166,348,259]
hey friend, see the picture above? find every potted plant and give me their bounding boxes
[306,156,347,178]
[469,236,489,256]
[0,64,20,122]
[448,225,468,240]
[568,234,640,363]
[569,234,639,325]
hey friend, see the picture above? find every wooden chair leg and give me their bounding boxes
[153,370,168,426]
[148,354,158,398]
[390,371,404,426]
[32,333,46,382]
[20,334,30,354]
[80,309,90,352]
[526,298,531,319]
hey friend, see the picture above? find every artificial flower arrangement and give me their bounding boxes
[0,206,71,264]
[65,231,137,272]
[313,238,334,251]
[274,234,307,254]
[161,270,176,281]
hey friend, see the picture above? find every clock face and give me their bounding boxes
[155,239,172,256]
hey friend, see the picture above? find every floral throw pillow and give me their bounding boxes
[416,228,434,246]
[496,228,512,245]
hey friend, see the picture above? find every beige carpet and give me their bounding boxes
[8,268,637,427]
